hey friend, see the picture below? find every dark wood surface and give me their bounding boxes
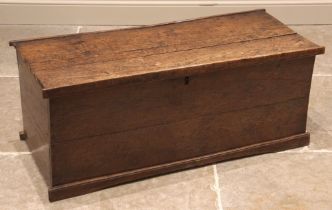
[10,9,324,98]
[50,57,314,142]
[49,133,310,202]
[17,53,52,186]
[11,9,324,201]
[52,97,309,186]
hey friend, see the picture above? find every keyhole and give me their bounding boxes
[184,76,190,85]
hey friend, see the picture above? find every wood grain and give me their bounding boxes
[10,10,323,98]
[16,9,293,67]
[48,132,309,202]
[50,57,314,142]
[51,97,309,185]
[17,52,52,186]
[41,34,323,98]
[11,9,323,201]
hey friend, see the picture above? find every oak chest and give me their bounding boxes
[10,9,324,201]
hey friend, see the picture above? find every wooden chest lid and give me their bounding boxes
[10,9,324,98]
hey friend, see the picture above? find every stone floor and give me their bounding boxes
[0,24,331,210]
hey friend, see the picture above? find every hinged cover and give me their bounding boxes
[10,9,324,98]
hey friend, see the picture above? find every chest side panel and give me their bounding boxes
[17,52,51,186]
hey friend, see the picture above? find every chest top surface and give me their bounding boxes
[11,9,324,98]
